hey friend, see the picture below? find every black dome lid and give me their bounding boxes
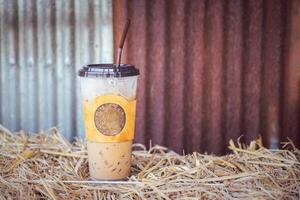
[78,64,139,78]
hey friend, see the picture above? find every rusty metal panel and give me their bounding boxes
[114,0,299,154]
[0,0,113,140]
[282,0,300,147]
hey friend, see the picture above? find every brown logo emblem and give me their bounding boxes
[94,103,126,136]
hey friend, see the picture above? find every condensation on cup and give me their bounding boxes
[78,64,139,180]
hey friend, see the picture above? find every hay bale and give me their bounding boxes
[0,124,299,199]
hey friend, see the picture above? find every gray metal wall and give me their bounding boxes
[0,0,113,140]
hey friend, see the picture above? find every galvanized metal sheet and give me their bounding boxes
[113,0,299,154]
[0,0,113,140]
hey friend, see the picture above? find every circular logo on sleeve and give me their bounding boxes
[94,103,126,136]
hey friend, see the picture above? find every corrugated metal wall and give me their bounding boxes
[1,0,300,155]
[0,0,113,140]
[113,0,300,154]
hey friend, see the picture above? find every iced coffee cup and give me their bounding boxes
[78,64,139,180]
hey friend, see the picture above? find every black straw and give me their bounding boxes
[116,19,131,68]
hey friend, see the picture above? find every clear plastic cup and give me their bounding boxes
[78,64,139,180]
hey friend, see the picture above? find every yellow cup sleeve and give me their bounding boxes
[83,95,136,142]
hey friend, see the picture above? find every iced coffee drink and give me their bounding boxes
[79,64,139,180]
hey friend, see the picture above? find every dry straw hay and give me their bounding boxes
[0,125,299,200]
